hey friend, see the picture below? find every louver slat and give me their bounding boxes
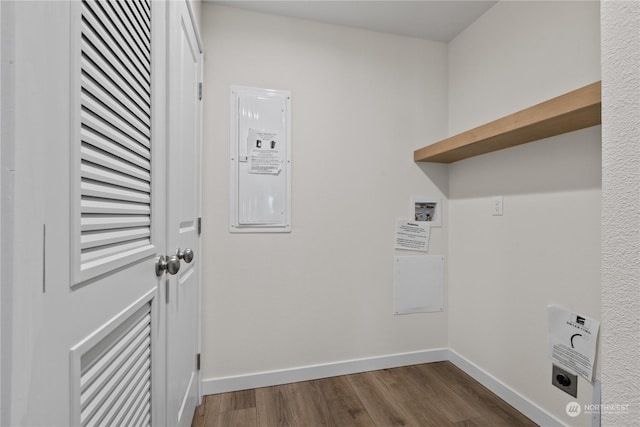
[82,1,150,95]
[81,337,150,414]
[81,181,150,204]
[79,305,152,427]
[81,74,150,139]
[82,215,150,232]
[118,1,150,47]
[108,1,150,62]
[127,0,151,34]
[81,228,152,250]
[81,199,150,215]
[120,385,151,426]
[85,353,151,425]
[87,0,151,76]
[81,51,149,123]
[81,132,151,175]
[79,0,151,275]
[81,94,150,152]
[81,19,149,108]
[81,162,150,193]
[81,239,151,266]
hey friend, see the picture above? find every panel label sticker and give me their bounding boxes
[247,128,281,175]
[548,305,600,381]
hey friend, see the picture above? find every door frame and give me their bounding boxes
[0,2,14,424]
[187,1,204,405]
[0,2,4,422]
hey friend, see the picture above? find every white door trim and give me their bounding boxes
[196,50,204,405]
[0,3,3,422]
[185,0,203,54]
[0,2,15,424]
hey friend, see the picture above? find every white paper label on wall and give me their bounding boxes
[395,219,430,252]
[230,87,291,232]
[547,305,600,382]
[247,129,281,174]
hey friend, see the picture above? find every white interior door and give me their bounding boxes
[1,1,178,425]
[2,1,203,424]
[165,1,203,426]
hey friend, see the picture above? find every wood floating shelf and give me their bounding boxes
[414,81,602,164]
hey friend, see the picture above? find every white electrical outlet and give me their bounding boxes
[492,196,503,216]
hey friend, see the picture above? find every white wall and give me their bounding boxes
[447,2,601,426]
[200,4,449,380]
[601,1,640,424]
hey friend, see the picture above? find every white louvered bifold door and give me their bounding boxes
[6,1,167,426]
[73,0,154,284]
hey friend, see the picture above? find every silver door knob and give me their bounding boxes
[155,254,181,277]
[177,248,194,264]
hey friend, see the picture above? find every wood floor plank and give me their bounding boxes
[428,362,537,426]
[314,376,376,426]
[286,380,336,426]
[191,396,207,427]
[391,364,447,402]
[368,367,427,403]
[211,408,258,427]
[201,393,224,427]
[405,363,483,423]
[455,414,533,427]
[256,385,297,427]
[401,398,462,427]
[347,371,422,426]
[218,389,257,412]
[378,367,459,426]
[199,390,257,427]
[454,419,482,427]
[255,381,335,426]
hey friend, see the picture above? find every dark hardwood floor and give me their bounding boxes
[192,361,538,427]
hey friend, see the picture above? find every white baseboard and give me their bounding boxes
[448,349,564,427]
[201,347,563,426]
[201,348,449,395]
